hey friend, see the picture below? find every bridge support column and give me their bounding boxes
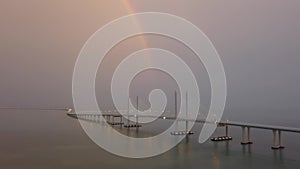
[225,125,229,137]
[247,127,253,144]
[127,97,130,127]
[186,92,188,132]
[135,117,138,126]
[241,127,253,144]
[174,91,178,131]
[136,96,139,127]
[279,130,284,148]
[272,130,284,149]
[185,120,188,132]
[210,124,232,141]
[241,127,247,144]
[272,130,279,149]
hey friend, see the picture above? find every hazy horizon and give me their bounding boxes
[1,0,300,125]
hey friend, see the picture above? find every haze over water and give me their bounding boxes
[1,109,299,169]
[1,1,300,168]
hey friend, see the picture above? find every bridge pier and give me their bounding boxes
[185,92,189,133]
[225,125,229,137]
[136,96,139,127]
[247,127,253,144]
[279,130,284,148]
[272,130,284,149]
[241,127,253,144]
[210,125,232,142]
[66,111,300,151]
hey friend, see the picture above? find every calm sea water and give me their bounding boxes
[1,109,300,169]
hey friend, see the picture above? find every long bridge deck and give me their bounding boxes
[67,112,300,150]
[67,113,300,133]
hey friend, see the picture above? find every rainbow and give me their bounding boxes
[121,0,149,50]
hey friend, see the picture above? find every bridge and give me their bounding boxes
[67,111,300,150]
[2,103,299,150]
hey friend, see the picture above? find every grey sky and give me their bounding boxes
[1,1,300,125]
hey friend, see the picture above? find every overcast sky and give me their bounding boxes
[1,1,300,124]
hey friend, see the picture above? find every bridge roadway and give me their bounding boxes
[67,112,300,149]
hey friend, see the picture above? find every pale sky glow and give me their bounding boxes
[0,0,300,125]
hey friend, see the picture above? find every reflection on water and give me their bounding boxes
[0,110,300,169]
[242,144,252,154]
[212,143,221,169]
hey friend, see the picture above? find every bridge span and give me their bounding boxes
[67,112,300,150]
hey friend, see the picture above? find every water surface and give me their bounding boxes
[1,110,299,169]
